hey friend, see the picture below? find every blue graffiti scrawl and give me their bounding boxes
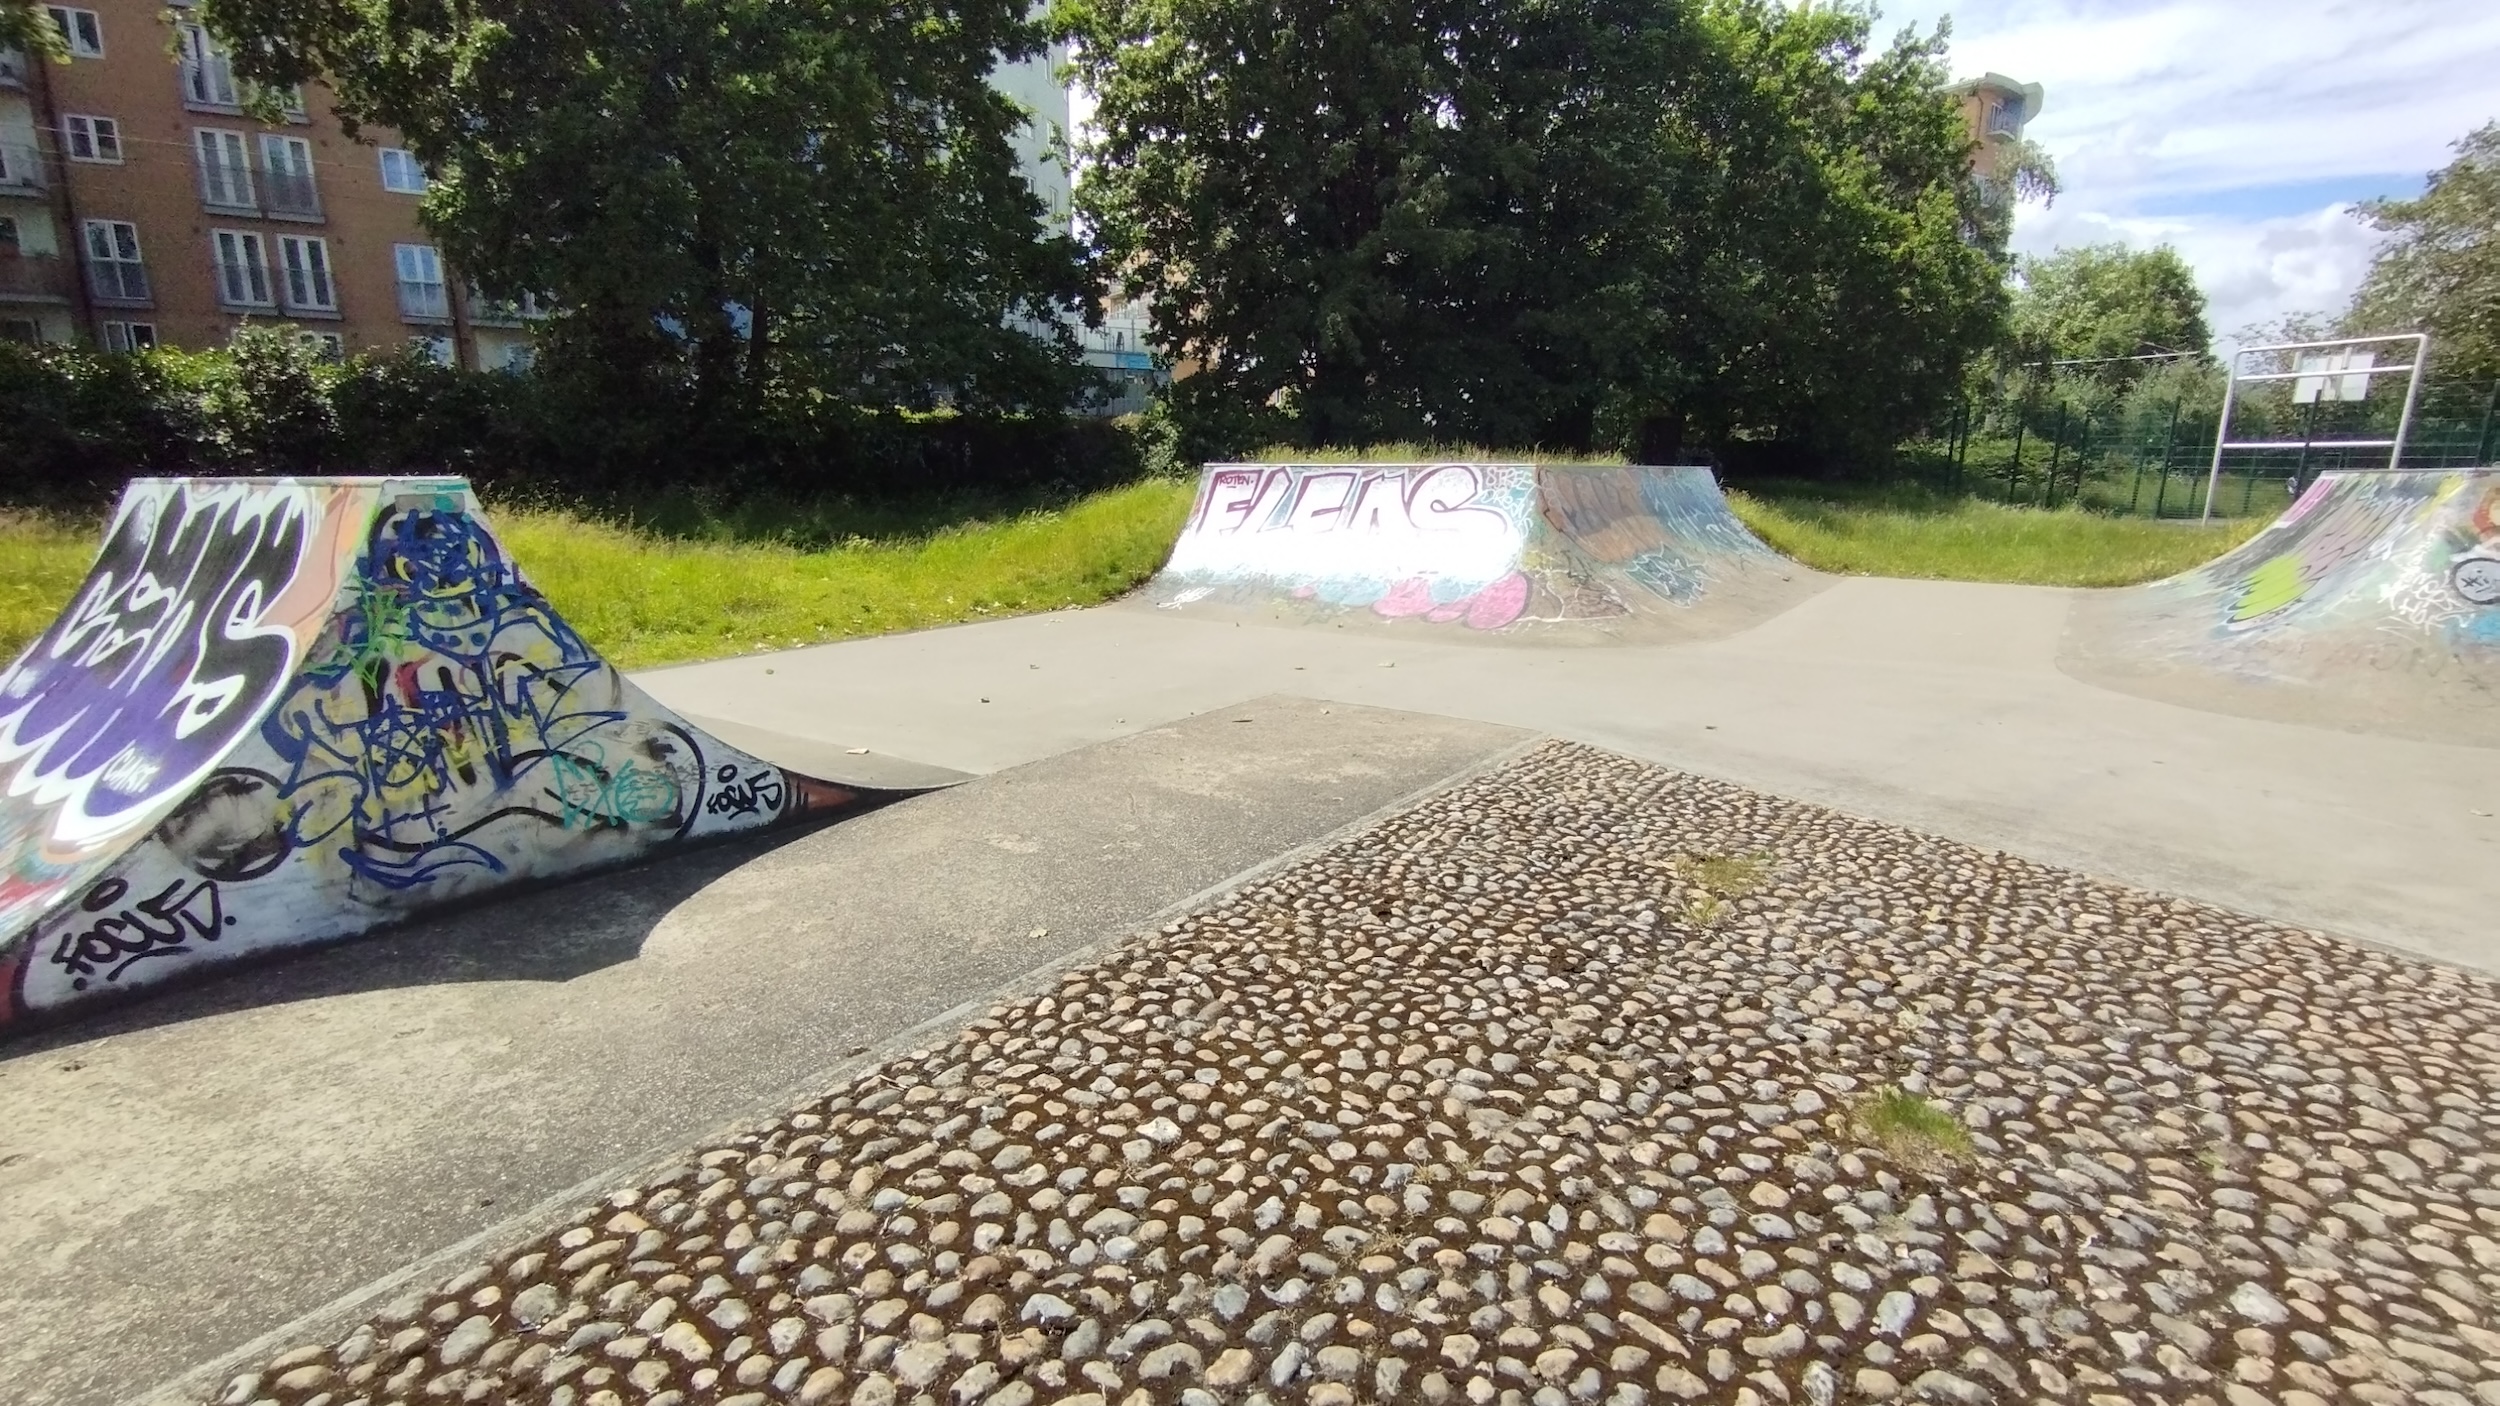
[227,497,704,897]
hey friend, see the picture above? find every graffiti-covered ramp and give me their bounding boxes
[0,477,926,1032]
[2061,469,2500,745]
[1138,461,1827,643]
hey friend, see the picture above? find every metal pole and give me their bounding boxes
[2008,415,2025,503]
[2287,397,2317,504]
[2388,333,2428,471]
[2045,403,2067,507]
[2201,353,2244,524]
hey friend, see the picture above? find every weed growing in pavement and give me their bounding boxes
[1677,850,1770,897]
[1854,1086,1976,1171]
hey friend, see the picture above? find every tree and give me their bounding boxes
[2346,123,2500,383]
[0,0,66,60]
[1065,0,2011,459]
[197,0,1096,437]
[2006,244,2212,388]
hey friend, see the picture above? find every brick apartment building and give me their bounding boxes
[1948,72,2045,187]
[0,0,537,366]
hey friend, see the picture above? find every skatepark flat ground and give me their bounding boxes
[645,578,2500,976]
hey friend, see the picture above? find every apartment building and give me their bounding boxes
[1948,72,2046,186]
[1,0,537,365]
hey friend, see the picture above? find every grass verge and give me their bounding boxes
[0,480,1196,671]
[1727,480,2268,588]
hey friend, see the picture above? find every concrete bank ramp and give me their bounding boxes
[0,477,920,1032]
[2062,468,2500,744]
[1140,460,1826,642]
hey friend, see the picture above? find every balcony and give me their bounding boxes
[0,254,73,303]
[264,169,321,220]
[0,142,44,196]
[468,290,551,328]
[0,48,26,88]
[398,279,450,323]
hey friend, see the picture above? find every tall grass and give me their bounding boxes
[1728,482,2265,588]
[0,481,1196,670]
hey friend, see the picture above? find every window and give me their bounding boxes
[46,6,102,58]
[82,219,147,302]
[211,229,272,307]
[394,243,448,321]
[63,114,120,163]
[1,318,40,345]
[260,134,318,217]
[0,216,17,252]
[277,234,333,311]
[1985,100,2022,138]
[194,129,254,209]
[177,24,239,108]
[496,341,535,372]
[101,320,156,352]
[378,147,427,194]
[294,330,343,362]
[0,142,28,188]
[409,334,454,366]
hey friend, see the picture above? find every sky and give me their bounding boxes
[1890,0,2500,349]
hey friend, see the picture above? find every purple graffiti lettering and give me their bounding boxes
[0,483,312,849]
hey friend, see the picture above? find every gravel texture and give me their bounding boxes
[210,741,2500,1406]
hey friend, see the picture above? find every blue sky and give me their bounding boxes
[1888,0,2500,347]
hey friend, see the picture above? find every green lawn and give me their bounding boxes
[1726,480,2266,587]
[0,480,1196,670]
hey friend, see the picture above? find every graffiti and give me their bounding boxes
[231,497,708,897]
[45,873,230,991]
[551,742,685,828]
[2213,474,2441,629]
[0,482,314,850]
[1538,467,1771,606]
[2449,485,2500,608]
[704,763,787,819]
[1164,463,1538,629]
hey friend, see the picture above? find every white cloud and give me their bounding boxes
[1886,0,2500,346]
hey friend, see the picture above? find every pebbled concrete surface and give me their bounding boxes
[642,578,2500,977]
[0,698,1528,1406]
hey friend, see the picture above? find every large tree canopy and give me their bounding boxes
[199,0,1095,418]
[1063,0,2010,457]
[2007,243,2212,387]
[2346,123,2500,383]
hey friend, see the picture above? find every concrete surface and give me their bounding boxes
[643,577,2500,975]
[0,698,1528,1406]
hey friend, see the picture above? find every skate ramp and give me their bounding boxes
[2062,469,2500,745]
[1140,460,1824,641]
[0,477,918,1031]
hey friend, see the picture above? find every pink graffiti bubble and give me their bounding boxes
[1465,572,1530,630]
[1291,585,1317,599]
[1373,578,1437,618]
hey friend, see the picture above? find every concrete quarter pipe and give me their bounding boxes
[0,477,909,1030]
[1142,460,1825,640]
[2062,468,2500,744]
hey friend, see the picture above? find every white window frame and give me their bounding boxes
[194,128,255,210]
[177,23,240,109]
[82,219,147,302]
[46,6,103,58]
[1985,101,2022,138]
[394,242,448,321]
[211,228,274,308]
[259,133,318,216]
[409,334,454,366]
[101,320,157,352]
[378,147,428,195]
[294,329,344,362]
[63,114,121,163]
[276,234,334,313]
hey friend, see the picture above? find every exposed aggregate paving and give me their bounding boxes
[214,741,2500,1406]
